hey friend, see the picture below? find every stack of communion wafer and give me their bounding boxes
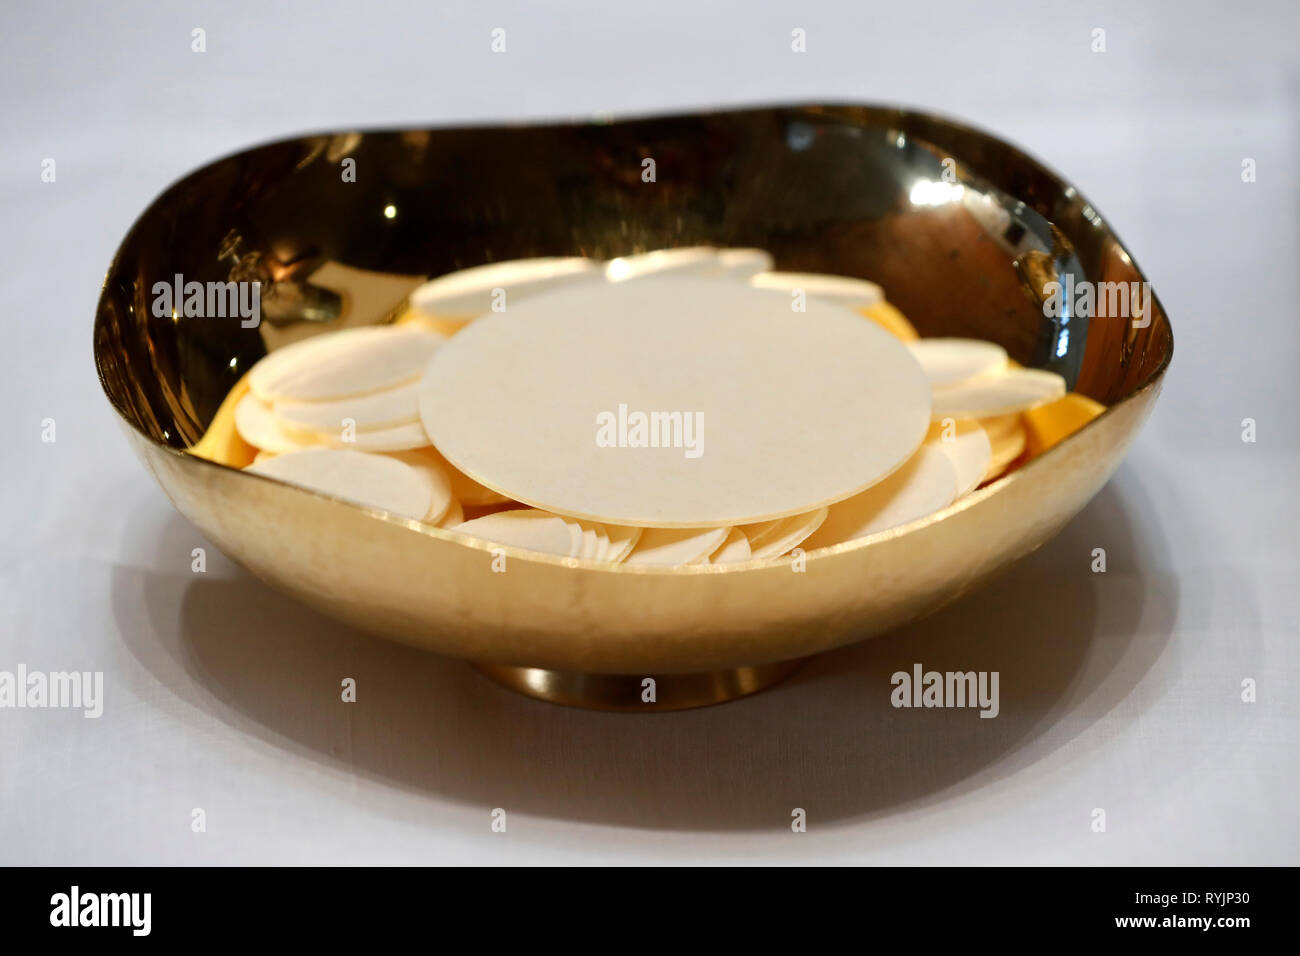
[232,247,1063,567]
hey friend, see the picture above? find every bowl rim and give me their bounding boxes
[95,101,1173,576]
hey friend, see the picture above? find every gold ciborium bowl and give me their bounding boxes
[95,105,1172,711]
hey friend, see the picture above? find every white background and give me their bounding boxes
[1,0,1296,864]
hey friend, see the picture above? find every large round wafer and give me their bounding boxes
[418,277,931,527]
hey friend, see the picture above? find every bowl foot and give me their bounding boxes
[471,658,809,711]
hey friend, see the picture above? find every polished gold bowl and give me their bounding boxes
[95,105,1172,710]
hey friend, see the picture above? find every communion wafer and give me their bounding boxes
[421,447,510,506]
[715,248,775,278]
[228,255,1052,564]
[738,515,793,558]
[454,509,583,558]
[605,247,722,282]
[930,368,1066,419]
[926,420,993,497]
[381,449,454,522]
[419,277,932,527]
[234,393,316,455]
[246,447,437,522]
[436,498,464,529]
[623,526,729,567]
[908,338,1008,387]
[749,271,884,308]
[252,326,445,402]
[579,524,601,559]
[409,257,602,320]
[983,423,1028,482]
[601,524,643,564]
[708,528,753,564]
[737,517,783,552]
[748,507,828,559]
[248,327,397,401]
[802,446,958,549]
[274,380,420,434]
[321,421,431,452]
[592,523,615,561]
[246,333,338,401]
[575,520,610,561]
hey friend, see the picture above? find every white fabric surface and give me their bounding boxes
[0,0,1296,864]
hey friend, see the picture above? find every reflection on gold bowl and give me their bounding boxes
[95,105,1172,710]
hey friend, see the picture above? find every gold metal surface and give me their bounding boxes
[94,104,1173,705]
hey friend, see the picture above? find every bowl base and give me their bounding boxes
[472,658,809,711]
